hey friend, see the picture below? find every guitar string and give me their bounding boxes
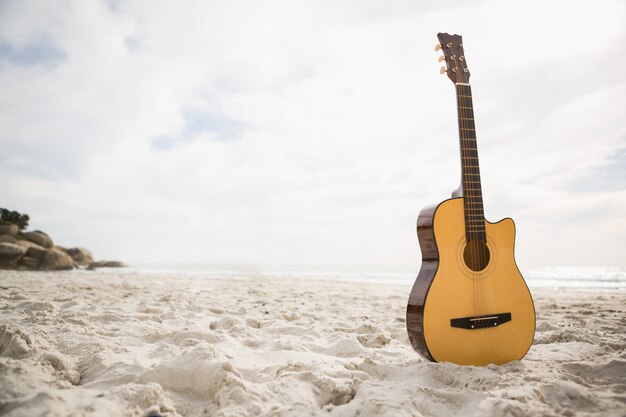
[471,72,489,318]
[459,52,484,317]
[468,81,486,317]
[465,83,481,317]
[464,81,483,316]
[469,81,485,317]
[453,49,479,318]
[455,59,477,318]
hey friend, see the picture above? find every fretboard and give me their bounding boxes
[455,83,486,242]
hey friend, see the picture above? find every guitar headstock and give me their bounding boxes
[435,33,470,84]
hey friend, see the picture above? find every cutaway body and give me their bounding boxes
[408,33,535,365]
[407,198,535,365]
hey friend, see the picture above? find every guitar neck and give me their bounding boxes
[455,83,486,242]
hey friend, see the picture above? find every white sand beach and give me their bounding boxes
[0,271,624,417]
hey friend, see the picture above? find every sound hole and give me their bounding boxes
[463,240,490,271]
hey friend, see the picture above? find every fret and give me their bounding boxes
[461,152,479,156]
[455,83,488,239]
[457,97,473,107]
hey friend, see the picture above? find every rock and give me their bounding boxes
[87,260,126,270]
[0,242,27,257]
[0,235,17,244]
[0,224,18,236]
[16,239,42,248]
[0,243,27,268]
[25,245,48,261]
[18,256,39,270]
[22,231,53,248]
[39,247,74,271]
[62,247,94,266]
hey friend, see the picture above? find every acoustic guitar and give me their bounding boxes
[406,33,535,366]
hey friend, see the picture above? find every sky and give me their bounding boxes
[0,0,624,269]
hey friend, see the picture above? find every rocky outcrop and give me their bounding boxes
[87,260,126,270]
[0,217,124,272]
[25,245,47,262]
[21,231,53,249]
[39,247,75,271]
[18,256,39,269]
[0,243,27,268]
[62,247,94,266]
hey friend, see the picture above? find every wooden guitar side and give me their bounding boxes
[406,198,536,365]
[406,202,440,361]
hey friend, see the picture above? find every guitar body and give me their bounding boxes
[407,198,535,365]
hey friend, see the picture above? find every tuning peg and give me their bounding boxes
[438,55,445,62]
[435,43,442,52]
[439,66,447,74]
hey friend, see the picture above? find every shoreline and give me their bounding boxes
[1,271,624,417]
[33,265,626,292]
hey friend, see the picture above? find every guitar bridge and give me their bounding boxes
[450,312,511,329]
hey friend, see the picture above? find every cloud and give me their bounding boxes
[0,0,624,268]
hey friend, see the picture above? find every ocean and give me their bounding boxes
[81,264,626,291]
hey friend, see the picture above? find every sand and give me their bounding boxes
[0,271,624,417]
